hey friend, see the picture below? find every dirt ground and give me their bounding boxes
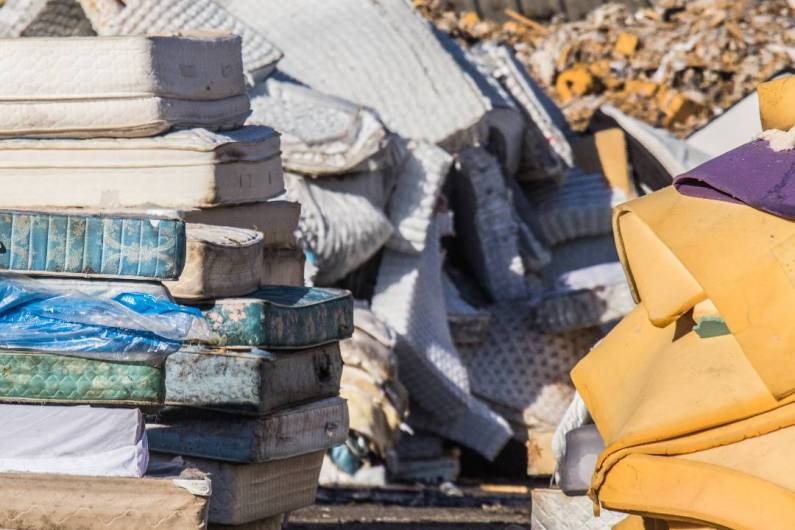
[284,480,544,530]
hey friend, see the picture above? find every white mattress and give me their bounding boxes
[248,78,390,176]
[0,0,95,37]
[371,218,511,460]
[0,127,283,208]
[79,0,282,82]
[0,34,252,138]
[286,170,394,284]
[148,200,300,249]
[185,451,323,525]
[531,489,626,530]
[385,141,452,254]
[0,404,147,477]
[165,224,265,301]
[222,0,493,146]
[455,147,538,301]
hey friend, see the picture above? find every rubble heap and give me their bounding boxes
[418,0,795,136]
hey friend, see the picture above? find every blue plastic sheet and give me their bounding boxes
[0,276,204,361]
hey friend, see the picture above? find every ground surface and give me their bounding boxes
[284,480,544,530]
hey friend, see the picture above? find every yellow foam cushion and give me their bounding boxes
[614,186,795,398]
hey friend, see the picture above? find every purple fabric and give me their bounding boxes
[674,139,795,218]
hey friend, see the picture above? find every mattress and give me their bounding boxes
[165,343,343,414]
[0,467,211,530]
[0,404,147,478]
[222,0,493,146]
[147,397,349,463]
[165,224,265,301]
[0,126,283,208]
[453,147,537,301]
[148,200,300,249]
[0,209,185,280]
[261,247,305,287]
[0,0,95,37]
[249,77,389,176]
[0,350,164,406]
[388,454,460,484]
[0,35,251,138]
[31,276,171,299]
[527,170,627,245]
[184,451,323,525]
[531,489,626,530]
[197,286,353,349]
[79,0,282,82]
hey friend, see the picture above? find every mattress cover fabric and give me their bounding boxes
[79,0,282,82]
[222,0,493,146]
[0,209,185,280]
[248,77,390,176]
[0,350,165,405]
[147,397,349,463]
[0,404,147,477]
[0,34,246,101]
[165,344,343,414]
[196,286,353,349]
[184,451,324,525]
[0,466,211,530]
[0,0,95,38]
[165,224,266,301]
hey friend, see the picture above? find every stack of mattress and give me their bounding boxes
[0,32,335,530]
[151,284,354,528]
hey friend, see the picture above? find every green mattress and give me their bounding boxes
[0,351,164,405]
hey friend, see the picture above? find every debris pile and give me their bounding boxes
[417,0,795,136]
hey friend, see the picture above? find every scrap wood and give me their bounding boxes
[419,0,795,137]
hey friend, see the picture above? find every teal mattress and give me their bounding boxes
[0,350,164,405]
[0,210,185,280]
[198,286,353,349]
[165,344,343,414]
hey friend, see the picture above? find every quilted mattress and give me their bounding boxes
[248,77,389,175]
[79,0,282,82]
[165,343,343,414]
[209,515,283,530]
[184,451,324,525]
[0,209,185,280]
[165,224,266,301]
[147,396,349,463]
[531,489,626,530]
[261,247,305,286]
[0,34,251,138]
[149,200,300,249]
[0,126,282,208]
[0,350,164,406]
[197,286,353,349]
[0,467,211,530]
[0,0,95,38]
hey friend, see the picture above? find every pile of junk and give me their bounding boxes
[0,0,792,529]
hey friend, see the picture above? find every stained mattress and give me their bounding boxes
[0,350,164,406]
[0,34,251,138]
[197,286,353,348]
[147,397,349,463]
[0,209,185,280]
[183,451,324,525]
[0,467,210,530]
[165,344,343,414]
[0,126,283,208]
[79,0,282,82]
[165,224,266,301]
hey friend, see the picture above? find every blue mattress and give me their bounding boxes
[147,397,349,463]
[197,286,353,349]
[165,344,343,414]
[0,210,185,280]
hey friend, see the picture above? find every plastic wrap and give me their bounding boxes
[0,275,206,362]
